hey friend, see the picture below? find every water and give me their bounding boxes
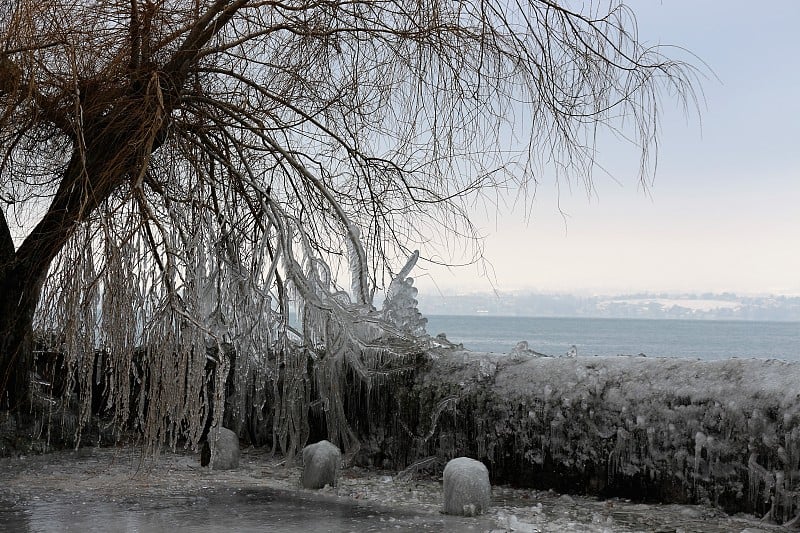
[0,488,486,532]
[426,315,800,360]
[0,480,785,533]
[0,471,784,533]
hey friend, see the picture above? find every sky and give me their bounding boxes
[416,1,800,297]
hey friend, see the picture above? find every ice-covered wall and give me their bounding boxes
[373,351,800,523]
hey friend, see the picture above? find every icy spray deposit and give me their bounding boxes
[372,351,800,524]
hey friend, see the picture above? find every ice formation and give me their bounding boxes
[29,213,428,466]
[380,352,800,523]
[27,219,800,523]
[381,251,427,336]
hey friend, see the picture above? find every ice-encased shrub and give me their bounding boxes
[375,352,800,523]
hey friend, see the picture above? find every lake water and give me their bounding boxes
[426,315,800,361]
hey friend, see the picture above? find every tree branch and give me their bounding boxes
[162,0,250,91]
[0,54,22,97]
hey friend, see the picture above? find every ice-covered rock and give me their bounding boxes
[200,427,240,470]
[433,333,463,350]
[443,457,491,516]
[566,345,578,357]
[510,341,534,358]
[301,440,341,489]
[510,341,551,358]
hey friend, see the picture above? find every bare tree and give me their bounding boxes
[0,1,698,453]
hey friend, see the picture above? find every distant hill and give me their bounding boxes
[417,291,800,321]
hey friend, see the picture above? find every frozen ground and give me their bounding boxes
[0,447,786,532]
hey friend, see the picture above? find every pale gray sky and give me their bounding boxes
[416,1,800,296]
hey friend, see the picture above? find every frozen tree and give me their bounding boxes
[382,251,427,337]
[0,1,699,453]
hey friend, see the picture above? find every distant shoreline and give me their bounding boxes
[418,291,800,322]
[426,312,800,324]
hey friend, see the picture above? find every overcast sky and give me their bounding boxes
[416,1,800,296]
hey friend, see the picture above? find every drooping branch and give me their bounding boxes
[0,0,702,454]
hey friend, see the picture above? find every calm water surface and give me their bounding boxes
[426,315,800,361]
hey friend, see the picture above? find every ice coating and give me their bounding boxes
[381,251,427,336]
[391,351,800,523]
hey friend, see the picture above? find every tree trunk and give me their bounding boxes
[0,1,244,419]
[0,268,42,414]
[0,151,110,415]
[0,215,62,416]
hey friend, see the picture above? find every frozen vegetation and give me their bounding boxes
[374,348,800,525]
[10,247,799,527]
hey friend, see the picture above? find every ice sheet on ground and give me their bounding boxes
[0,447,787,532]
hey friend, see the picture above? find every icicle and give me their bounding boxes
[694,431,706,475]
[345,223,370,306]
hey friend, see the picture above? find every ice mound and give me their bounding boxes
[392,352,800,523]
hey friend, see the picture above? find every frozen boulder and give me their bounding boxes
[510,341,551,358]
[566,345,578,357]
[301,440,341,489]
[201,427,240,470]
[443,457,491,516]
